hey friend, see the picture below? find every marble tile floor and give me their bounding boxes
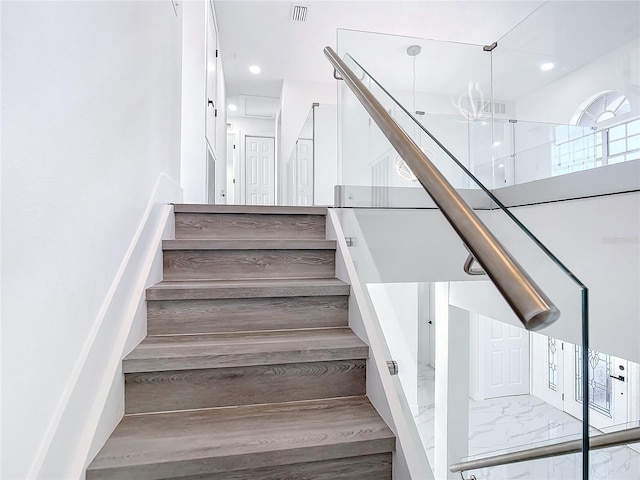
[413,365,640,479]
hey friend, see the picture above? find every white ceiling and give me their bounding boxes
[214,1,639,115]
[214,0,544,108]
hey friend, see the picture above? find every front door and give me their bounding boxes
[562,344,628,430]
[245,136,275,205]
[483,315,530,398]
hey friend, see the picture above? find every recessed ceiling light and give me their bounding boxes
[228,104,237,111]
[249,65,261,74]
[540,62,554,72]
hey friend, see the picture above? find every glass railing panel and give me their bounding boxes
[333,48,590,477]
[282,103,338,206]
[589,444,640,480]
[333,207,467,475]
[457,426,640,478]
[337,29,493,190]
[331,207,440,476]
[284,107,314,206]
[487,118,640,187]
[491,1,640,187]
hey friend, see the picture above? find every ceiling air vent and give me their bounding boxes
[477,100,507,116]
[291,4,308,22]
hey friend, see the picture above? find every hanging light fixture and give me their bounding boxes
[395,45,423,182]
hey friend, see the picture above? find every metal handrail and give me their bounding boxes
[449,426,640,472]
[324,46,560,331]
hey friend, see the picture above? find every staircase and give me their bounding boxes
[87,205,395,480]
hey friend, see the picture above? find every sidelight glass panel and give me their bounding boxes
[548,337,559,392]
[575,347,613,418]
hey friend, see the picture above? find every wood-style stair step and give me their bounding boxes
[87,205,395,479]
[86,396,395,480]
[124,358,367,413]
[163,240,336,281]
[146,278,350,300]
[123,327,368,373]
[146,278,350,335]
[123,327,369,412]
[174,204,327,240]
[173,204,329,215]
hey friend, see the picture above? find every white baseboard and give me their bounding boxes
[29,174,182,479]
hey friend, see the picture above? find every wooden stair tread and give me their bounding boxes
[173,204,328,215]
[123,328,368,372]
[146,278,350,300]
[86,396,394,478]
[163,239,336,250]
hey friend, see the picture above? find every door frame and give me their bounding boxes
[227,131,240,204]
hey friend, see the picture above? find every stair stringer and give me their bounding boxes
[327,209,434,480]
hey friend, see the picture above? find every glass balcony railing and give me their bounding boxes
[282,103,338,206]
[329,46,592,479]
[284,105,315,206]
[330,3,640,478]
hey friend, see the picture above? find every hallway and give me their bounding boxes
[414,366,640,479]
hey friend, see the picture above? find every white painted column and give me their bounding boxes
[434,283,470,479]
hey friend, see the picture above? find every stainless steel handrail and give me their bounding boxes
[449,426,640,472]
[324,46,560,330]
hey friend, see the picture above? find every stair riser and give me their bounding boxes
[147,296,349,335]
[175,213,326,240]
[125,360,366,414]
[168,453,392,480]
[163,249,335,281]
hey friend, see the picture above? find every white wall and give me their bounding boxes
[181,0,227,204]
[180,0,207,203]
[227,116,276,205]
[352,209,478,283]
[1,1,183,478]
[514,39,640,124]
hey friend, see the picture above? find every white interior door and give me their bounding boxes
[245,136,275,205]
[295,138,313,205]
[483,316,530,398]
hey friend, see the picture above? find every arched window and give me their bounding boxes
[554,92,639,175]
[572,91,632,127]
